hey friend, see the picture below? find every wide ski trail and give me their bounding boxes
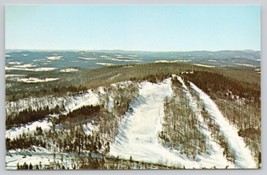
[110,79,200,168]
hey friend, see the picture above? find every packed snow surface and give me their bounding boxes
[189,82,256,168]
[110,79,200,168]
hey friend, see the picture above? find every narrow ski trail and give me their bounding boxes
[189,82,257,168]
[177,76,235,168]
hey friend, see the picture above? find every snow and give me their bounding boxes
[175,60,191,62]
[96,62,116,66]
[97,86,106,94]
[16,77,59,83]
[208,60,217,62]
[79,57,97,60]
[60,68,79,73]
[5,76,258,169]
[155,60,179,63]
[110,58,142,62]
[6,148,75,170]
[83,122,99,135]
[6,119,52,140]
[235,63,256,68]
[107,95,114,112]
[33,67,56,71]
[194,64,215,68]
[100,55,109,58]
[5,74,26,78]
[6,90,100,116]
[110,79,200,168]
[110,77,256,168]
[8,61,22,65]
[5,66,56,72]
[255,68,260,72]
[13,64,36,68]
[46,56,63,60]
[177,76,235,168]
[189,82,257,168]
[61,90,99,115]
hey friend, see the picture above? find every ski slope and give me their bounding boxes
[189,82,257,168]
[110,79,204,168]
[177,76,235,168]
[6,76,257,169]
[110,77,256,168]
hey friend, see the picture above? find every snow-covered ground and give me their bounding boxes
[5,65,56,72]
[190,82,257,168]
[46,55,63,60]
[16,77,59,83]
[110,58,142,62]
[193,64,215,68]
[83,122,99,135]
[5,77,257,169]
[60,68,79,73]
[6,89,100,116]
[110,79,201,168]
[6,90,100,143]
[8,61,22,65]
[110,77,256,168]
[5,74,26,78]
[155,60,179,63]
[96,62,116,66]
[79,57,97,60]
[235,63,256,68]
[177,76,235,168]
[6,119,52,140]
[6,148,76,170]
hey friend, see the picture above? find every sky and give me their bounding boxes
[5,5,260,51]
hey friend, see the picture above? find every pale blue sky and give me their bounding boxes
[5,5,260,51]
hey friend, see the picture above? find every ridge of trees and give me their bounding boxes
[182,70,260,104]
[6,106,61,129]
